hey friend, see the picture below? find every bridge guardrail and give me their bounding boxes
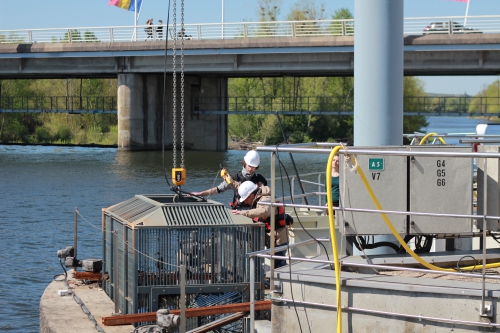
[1,15,500,44]
[0,96,116,114]
[1,95,499,116]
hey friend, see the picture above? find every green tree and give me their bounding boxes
[0,78,117,145]
[469,80,500,115]
[403,77,428,143]
[0,32,26,44]
[84,31,99,42]
[62,29,82,43]
[328,8,354,36]
[257,0,283,21]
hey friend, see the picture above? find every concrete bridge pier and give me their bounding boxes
[117,74,227,151]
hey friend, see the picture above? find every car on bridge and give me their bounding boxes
[423,22,482,34]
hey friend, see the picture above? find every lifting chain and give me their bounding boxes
[180,0,185,168]
[172,0,177,168]
[171,0,186,186]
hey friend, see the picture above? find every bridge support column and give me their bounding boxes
[117,74,227,151]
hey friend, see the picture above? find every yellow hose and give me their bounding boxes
[354,157,500,271]
[326,146,342,331]
[419,132,446,145]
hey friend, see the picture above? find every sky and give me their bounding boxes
[0,0,499,95]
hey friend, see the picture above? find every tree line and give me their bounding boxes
[1,1,496,146]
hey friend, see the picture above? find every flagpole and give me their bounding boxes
[222,0,224,39]
[134,0,138,41]
[464,0,470,26]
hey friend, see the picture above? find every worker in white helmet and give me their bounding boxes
[232,181,289,268]
[190,150,267,208]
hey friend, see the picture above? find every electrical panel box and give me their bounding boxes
[476,145,500,231]
[408,146,472,235]
[339,146,473,236]
[340,147,407,236]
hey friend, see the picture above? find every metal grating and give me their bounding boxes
[106,194,234,226]
[162,204,233,226]
[107,196,157,223]
[134,226,262,287]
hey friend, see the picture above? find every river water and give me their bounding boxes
[0,116,490,332]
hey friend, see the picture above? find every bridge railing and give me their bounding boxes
[1,95,499,116]
[198,95,500,116]
[1,15,500,44]
[0,96,116,113]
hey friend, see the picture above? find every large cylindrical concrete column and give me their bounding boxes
[354,0,404,146]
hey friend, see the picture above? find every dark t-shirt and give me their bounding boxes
[331,176,340,204]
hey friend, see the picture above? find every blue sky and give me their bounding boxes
[0,0,499,95]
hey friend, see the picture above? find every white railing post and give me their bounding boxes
[109,28,114,43]
[28,30,32,44]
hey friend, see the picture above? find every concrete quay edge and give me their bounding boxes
[40,270,134,333]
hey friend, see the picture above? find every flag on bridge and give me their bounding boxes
[451,0,468,2]
[108,0,142,12]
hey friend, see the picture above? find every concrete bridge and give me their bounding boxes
[1,17,500,150]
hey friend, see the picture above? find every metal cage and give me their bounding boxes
[102,194,265,323]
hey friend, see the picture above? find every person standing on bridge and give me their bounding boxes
[156,20,163,40]
[190,150,267,208]
[145,18,154,40]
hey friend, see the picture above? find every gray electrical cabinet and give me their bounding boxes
[408,146,472,235]
[339,146,473,236]
[340,147,407,236]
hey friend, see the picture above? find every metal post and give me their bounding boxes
[180,264,186,333]
[270,152,276,290]
[354,0,403,255]
[464,0,471,26]
[481,157,487,315]
[250,256,255,333]
[74,207,78,268]
[318,173,322,206]
[134,0,138,41]
[221,0,224,39]
[113,231,119,314]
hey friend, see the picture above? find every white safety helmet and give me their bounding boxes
[244,150,260,168]
[238,181,258,203]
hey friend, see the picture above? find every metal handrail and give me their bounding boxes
[0,95,116,114]
[1,95,499,116]
[1,15,500,44]
[250,143,500,328]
